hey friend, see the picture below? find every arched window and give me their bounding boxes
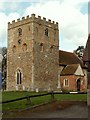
[18,28,22,36]
[13,45,16,53]
[45,28,48,36]
[22,43,27,51]
[17,70,22,84]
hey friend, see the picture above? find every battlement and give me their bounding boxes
[8,13,58,29]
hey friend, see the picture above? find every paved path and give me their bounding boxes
[3,101,88,118]
[23,104,88,118]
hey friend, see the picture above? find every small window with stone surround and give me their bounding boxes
[13,45,16,53]
[40,43,44,52]
[18,28,22,36]
[64,79,69,87]
[17,70,22,85]
[22,43,27,51]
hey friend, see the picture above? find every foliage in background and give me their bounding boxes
[2,47,7,90]
[73,46,85,58]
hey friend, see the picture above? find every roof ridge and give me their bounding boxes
[61,64,79,75]
[59,50,73,54]
[73,52,83,63]
[67,63,80,66]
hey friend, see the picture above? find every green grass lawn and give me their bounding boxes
[2,91,51,111]
[2,91,87,111]
[2,91,43,101]
[55,94,87,101]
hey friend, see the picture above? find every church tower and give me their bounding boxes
[7,14,59,91]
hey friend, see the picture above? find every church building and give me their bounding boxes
[7,14,87,92]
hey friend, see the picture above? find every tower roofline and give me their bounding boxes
[8,13,58,30]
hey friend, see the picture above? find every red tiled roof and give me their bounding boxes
[61,64,79,75]
[59,50,85,68]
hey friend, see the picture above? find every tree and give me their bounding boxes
[2,47,7,56]
[73,46,85,58]
[2,47,7,90]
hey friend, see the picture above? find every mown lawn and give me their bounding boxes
[55,94,87,101]
[2,91,51,111]
[2,91,44,101]
[2,91,87,111]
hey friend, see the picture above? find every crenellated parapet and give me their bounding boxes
[8,13,58,30]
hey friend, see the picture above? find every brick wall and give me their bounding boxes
[60,75,87,91]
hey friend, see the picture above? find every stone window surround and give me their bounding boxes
[12,43,28,52]
[64,79,69,87]
[45,28,48,36]
[22,43,27,51]
[39,43,55,52]
[16,68,23,85]
[40,43,44,52]
[18,28,22,36]
[13,45,16,52]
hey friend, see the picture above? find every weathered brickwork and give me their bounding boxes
[7,14,59,91]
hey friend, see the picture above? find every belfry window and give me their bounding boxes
[17,70,22,84]
[45,28,48,36]
[18,28,22,36]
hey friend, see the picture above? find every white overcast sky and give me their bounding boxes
[0,0,89,52]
